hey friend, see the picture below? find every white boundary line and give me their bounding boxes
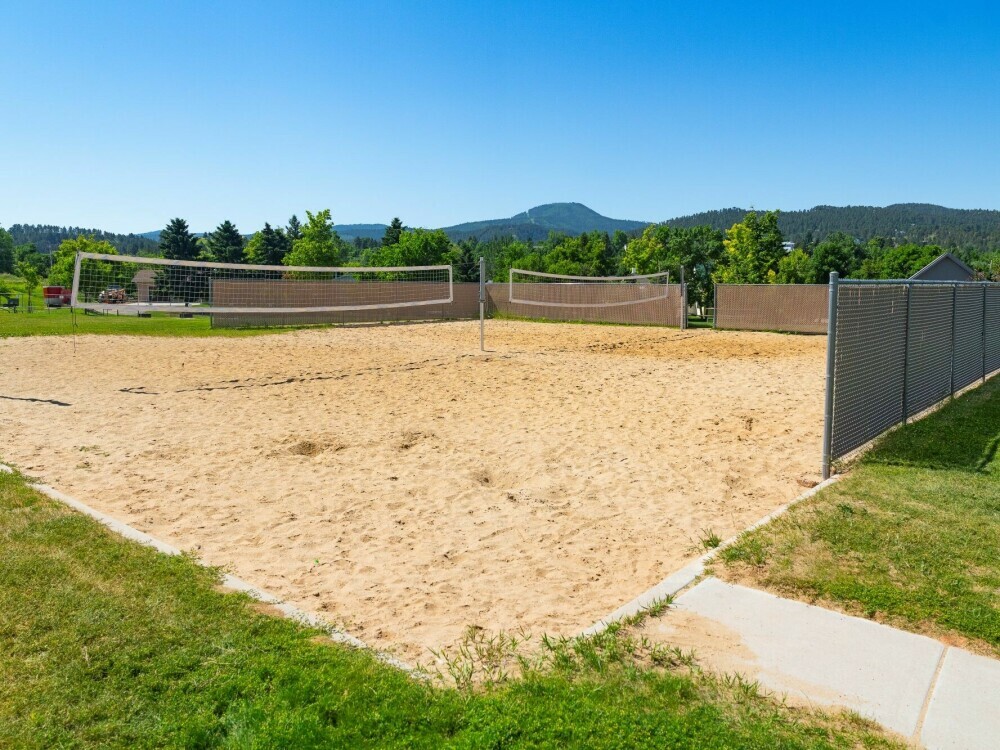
[0,463,420,677]
[581,474,844,636]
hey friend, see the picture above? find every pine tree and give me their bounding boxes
[383,217,404,247]
[245,223,291,265]
[205,220,245,263]
[159,218,199,261]
[287,215,302,242]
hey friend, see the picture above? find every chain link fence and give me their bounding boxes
[714,284,828,333]
[822,276,1000,477]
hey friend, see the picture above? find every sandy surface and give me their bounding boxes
[0,320,825,662]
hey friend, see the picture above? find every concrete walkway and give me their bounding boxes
[642,578,1000,749]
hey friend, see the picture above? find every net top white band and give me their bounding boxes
[508,268,671,308]
[509,268,671,282]
[75,252,450,275]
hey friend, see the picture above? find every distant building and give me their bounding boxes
[782,242,795,253]
[133,269,157,303]
[910,253,975,282]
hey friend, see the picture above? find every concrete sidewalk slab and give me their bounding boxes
[920,648,1000,750]
[647,578,945,737]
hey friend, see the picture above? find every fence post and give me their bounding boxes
[713,283,718,329]
[479,256,485,352]
[821,272,839,480]
[950,283,957,398]
[902,283,913,424]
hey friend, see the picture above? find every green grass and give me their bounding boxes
[0,307,280,337]
[0,469,901,749]
[0,273,325,338]
[0,272,46,311]
[717,376,1000,654]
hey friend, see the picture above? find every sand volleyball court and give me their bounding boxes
[0,320,825,661]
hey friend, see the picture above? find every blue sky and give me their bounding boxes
[2,1,998,233]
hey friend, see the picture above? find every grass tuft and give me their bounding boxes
[699,529,723,550]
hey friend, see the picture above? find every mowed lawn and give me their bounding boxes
[0,308,276,337]
[718,375,1000,655]
[0,469,902,749]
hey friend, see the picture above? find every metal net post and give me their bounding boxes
[479,256,485,351]
[680,266,688,330]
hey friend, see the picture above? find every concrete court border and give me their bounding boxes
[581,474,844,636]
[0,462,419,677]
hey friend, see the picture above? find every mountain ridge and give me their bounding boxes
[11,202,1000,254]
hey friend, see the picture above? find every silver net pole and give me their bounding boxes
[479,256,485,352]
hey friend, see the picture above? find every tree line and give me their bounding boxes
[7,210,1000,314]
[664,204,1000,252]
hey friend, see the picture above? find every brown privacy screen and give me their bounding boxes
[487,282,686,327]
[714,284,829,334]
[212,281,689,329]
[828,281,1000,462]
[210,279,452,310]
[211,282,481,328]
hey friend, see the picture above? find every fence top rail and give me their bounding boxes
[715,283,829,287]
[837,278,998,287]
[75,252,452,275]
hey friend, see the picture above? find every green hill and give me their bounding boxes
[664,204,1000,250]
[442,202,648,242]
[9,225,159,255]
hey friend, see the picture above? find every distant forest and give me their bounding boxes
[664,204,1000,252]
[7,224,158,256]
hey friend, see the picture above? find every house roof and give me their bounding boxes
[909,252,975,280]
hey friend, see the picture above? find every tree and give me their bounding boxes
[283,210,343,267]
[622,224,723,308]
[487,237,534,281]
[16,261,40,312]
[970,252,1000,281]
[371,228,452,267]
[244,223,291,265]
[159,218,199,260]
[0,228,14,274]
[452,237,480,282]
[776,248,815,284]
[14,242,48,277]
[853,243,942,279]
[203,220,245,264]
[611,229,629,257]
[713,210,785,284]
[383,217,404,247]
[810,232,859,283]
[286,215,302,242]
[48,235,118,288]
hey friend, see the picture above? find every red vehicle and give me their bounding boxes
[43,286,72,307]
